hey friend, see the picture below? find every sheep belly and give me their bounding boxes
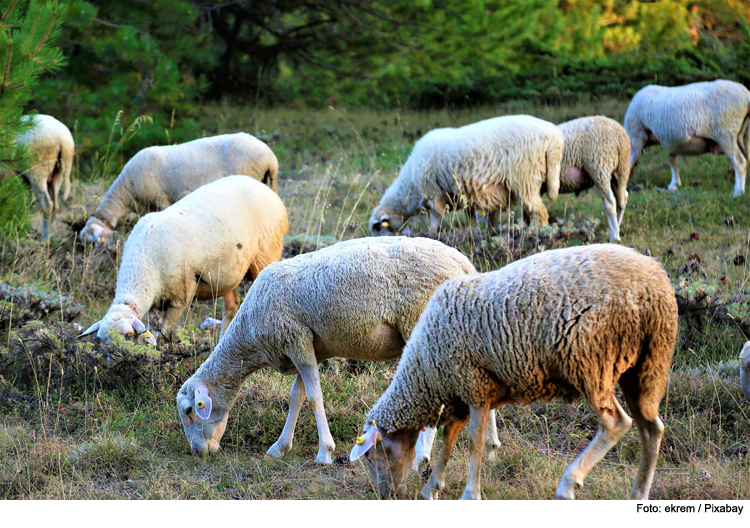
[559,166,594,195]
[312,322,405,362]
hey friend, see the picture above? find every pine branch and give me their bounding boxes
[31,11,57,59]
[0,0,18,27]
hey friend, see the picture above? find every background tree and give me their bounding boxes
[0,0,66,237]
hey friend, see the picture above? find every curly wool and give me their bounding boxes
[81,133,278,241]
[557,116,631,243]
[15,114,74,240]
[368,244,678,433]
[624,79,750,196]
[370,115,563,232]
[92,176,288,341]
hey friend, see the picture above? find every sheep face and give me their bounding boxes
[369,209,407,236]
[80,217,114,246]
[350,424,419,498]
[78,305,157,345]
[176,384,229,455]
[740,342,750,401]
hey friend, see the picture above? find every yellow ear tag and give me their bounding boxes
[143,330,154,339]
[477,209,485,216]
[381,221,389,228]
[356,436,365,444]
[97,237,105,243]
[197,400,205,409]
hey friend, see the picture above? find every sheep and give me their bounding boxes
[624,79,750,196]
[10,114,75,241]
[740,342,750,401]
[79,176,288,344]
[175,236,501,466]
[350,244,678,500]
[80,133,279,245]
[369,115,563,236]
[557,116,631,243]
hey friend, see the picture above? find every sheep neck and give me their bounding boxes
[194,339,266,405]
[94,172,134,228]
[379,167,424,219]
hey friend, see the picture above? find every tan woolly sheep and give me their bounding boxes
[557,116,631,243]
[625,79,750,196]
[369,115,563,235]
[10,114,74,241]
[80,176,287,344]
[175,237,500,466]
[350,244,678,500]
[80,133,279,245]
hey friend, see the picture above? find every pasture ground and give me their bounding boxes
[1,100,750,499]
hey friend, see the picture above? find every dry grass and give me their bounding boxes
[1,100,750,500]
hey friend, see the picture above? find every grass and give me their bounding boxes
[1,99,750,499]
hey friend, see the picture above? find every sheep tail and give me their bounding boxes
[263,163,279,194]
[545,138,562,202]
[614,140,631,212]
[741,106,750,161]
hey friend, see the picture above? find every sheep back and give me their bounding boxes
[116,175,287,306]
[368,244,677,432]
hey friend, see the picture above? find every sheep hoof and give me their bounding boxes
[667,184,679,192]
[265,441,289,459]
[419,485,437,500]
[315,452,333,465]
[412,452,430,472]
[459,490,481,500]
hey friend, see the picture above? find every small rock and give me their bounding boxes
[719,274,730,286]
[689,231,700,241]
[631,183,644,193]
[724,216,736,226]
[72,322,83,332]
[734,255,746,266]
[689,253,701,263]
[698,469,713,480]
[641,248,651,257]
[199,317,222,331]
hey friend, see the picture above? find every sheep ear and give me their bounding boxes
[350,427,380,461]
[131,317,157,345]
[194,384,212,420]
[78,320,101,338]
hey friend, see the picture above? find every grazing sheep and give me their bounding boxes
[557,116,631,243]
[350,244,678,500]
[369,115,563,235]
[11,114,74,241]
[624,80,750,196]
[740,342,750,401]
[175,237,500,465]
[79,176,287,344]
[80,133,279,244]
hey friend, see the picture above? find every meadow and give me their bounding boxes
[1,99,749,499]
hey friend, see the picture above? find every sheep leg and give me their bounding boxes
[296,363,336,464]
[162,305,185,336]
[220,288,241,337]
[556,395,632,499]
[715,133,748,197]
[620,386,665,500]
[484,409,500,459]
[460,405,490,500]
[597,186,620,243]
[668,154,681,191]
[266,375,307,458]
[429,197,448,231]
[420,417,468,500]
[413,427,438,471]
[520,193,549,226]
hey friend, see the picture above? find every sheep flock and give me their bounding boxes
[8,77,750,501]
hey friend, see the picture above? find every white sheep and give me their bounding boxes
[369,115,563,235]
[624,79,750,196]
[80,133,279,244]
[175,236,500,466]
[350,244,678,500]
[79,176,288,344]
[10,114,74,240]
[740,342,750,401]
[557,116,631,243]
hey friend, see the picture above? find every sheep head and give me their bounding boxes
[740,342,750,401]
[369,208,406,237]
[78,304,157,346]
[80,216,114,246]
[176,382,229,455]
[350,422,419,498]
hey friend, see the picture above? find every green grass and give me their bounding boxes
[1,100,750,499]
